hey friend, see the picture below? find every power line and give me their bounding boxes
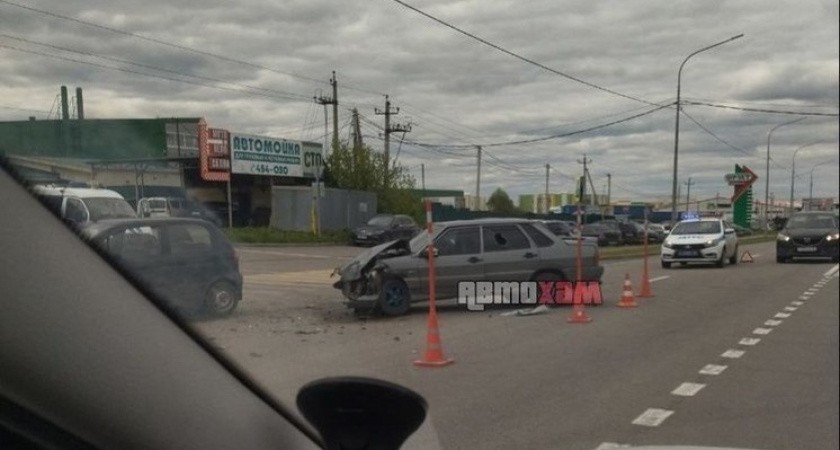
[684,97,839,109]
[683,100,839,116]
[389,0,660,106]
[0,43,310,103]
[398,102,674,149]
[0,0,330,86]
[0,34,312,101]
[679,109,754,158]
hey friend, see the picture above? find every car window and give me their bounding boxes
[434,227,480,256]
[65,198,88,223]
[102,226,163,261]
[168,224,214,254]
[482,225,531,252]
[787,214,837,229]
[520,223,554,248]
[671,221,722,235]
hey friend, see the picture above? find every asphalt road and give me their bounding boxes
[193,241,839,450]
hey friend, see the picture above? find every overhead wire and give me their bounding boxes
[683,100,839,116]
[389,0,661,106]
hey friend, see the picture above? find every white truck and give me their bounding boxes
[32,184,137,226]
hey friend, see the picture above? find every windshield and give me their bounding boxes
[1,2,838,450]
[786,214,838,229]
[670,221,722,235]
[86,198,138,221]
[366,215,394,227]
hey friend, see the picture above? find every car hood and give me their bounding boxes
[332,239,412,280]
[782,227,837,238]
[665,234,722,244]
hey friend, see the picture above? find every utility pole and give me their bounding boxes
[577,154,593,208]
[544,163,550,214]
[684,178,695,212]
[606,173,612,209]
[421,163,426,194]
[330,72,339,152]
[475,146,482,211]
[375,95,410,188]
[350,108,363,149]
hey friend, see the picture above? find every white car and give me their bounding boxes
[661,218,739,268]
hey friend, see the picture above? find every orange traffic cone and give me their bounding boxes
[618,273,638,308]
[567,282,593,323]
[414,309,454,367]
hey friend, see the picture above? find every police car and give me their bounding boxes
[660,216,739,268]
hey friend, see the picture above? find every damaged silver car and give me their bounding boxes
[331,218,605,316]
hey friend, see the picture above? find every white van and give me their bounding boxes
[32,185,137,225]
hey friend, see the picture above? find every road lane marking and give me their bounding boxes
[740,337,761,346]
[649,276,670,283]
[753,328,773,335]
[722,349,745,358]
[672,382,706,396]
[699,364,727,375]
[791,300,804,306]
[799,296,810,300]
[632,409,674,427]
[245,269,336,287]
[801,291,814,296]
[775,312,791,318]
[594,443,631,449]
[824,264,839,278]
[807,288,819,292]
[764,320,783,327]
[784,306,798,311]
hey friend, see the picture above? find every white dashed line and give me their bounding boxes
[672,382,706,396]
[799,296,810,300]
[699,364,727,375]
[784,306,798,311]
[740,337,761,346]
[791,300,805,306]
[807,288,819,292]
[632,409,674,427]
[722,349,745,358]
[801,292,814,296]
[824,264,839,278]
[775,312,791,318]
[764,319,783,327]
[649,276,671,283]
[753,328,773,335]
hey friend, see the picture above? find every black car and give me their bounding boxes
[351,214,420,246]
[81,217,243,317]
[776,211,839,263]
[540,219,576,237]
[581,222,623,246]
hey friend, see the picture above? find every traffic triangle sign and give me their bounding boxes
[740,251,754,263]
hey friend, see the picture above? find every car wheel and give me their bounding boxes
[729,246,739,265]
[205,281,239,317]
[715,249,726,268]
[378,278,411,317]
[661,261,671,269]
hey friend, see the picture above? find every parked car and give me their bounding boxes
[661,218,739,268]
[81,217,243,317]
[32,184,137,226]
[776,211,839,263]
[581,222,623,246]
[645,223,667,243]
[351,214,420,246]
[333,218,605,316]
[594,220,643,245]
[540,219,576,237]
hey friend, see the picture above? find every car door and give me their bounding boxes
[396,216,417,240]
[163,222,221,311]
[481,224,541,283]
[722,221,738,256]
[422,225,483,300]
[97,225,172,305]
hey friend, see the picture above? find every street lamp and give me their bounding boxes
[809,159,837,211]
[764,117,807,227]
[670,34,744,228]
[788,141,823,217]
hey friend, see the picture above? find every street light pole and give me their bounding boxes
[809,160,837,211]
[764,117,806,226]
[670,34,744,229]
[788,141,822,217]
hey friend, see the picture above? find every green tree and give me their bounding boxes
[325,141,423,222]
[486,187,518,214]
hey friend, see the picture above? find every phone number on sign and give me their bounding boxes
[250,164,290,175]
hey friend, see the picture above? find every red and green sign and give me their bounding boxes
[727,165,757,228]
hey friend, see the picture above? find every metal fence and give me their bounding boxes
[270,186,377,232]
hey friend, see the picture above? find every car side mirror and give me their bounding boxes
[419,247,439,258]
[725,228,735,235]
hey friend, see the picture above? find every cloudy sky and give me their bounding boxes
[1,0,838,205]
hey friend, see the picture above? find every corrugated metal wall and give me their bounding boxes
[270,186,377,231]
